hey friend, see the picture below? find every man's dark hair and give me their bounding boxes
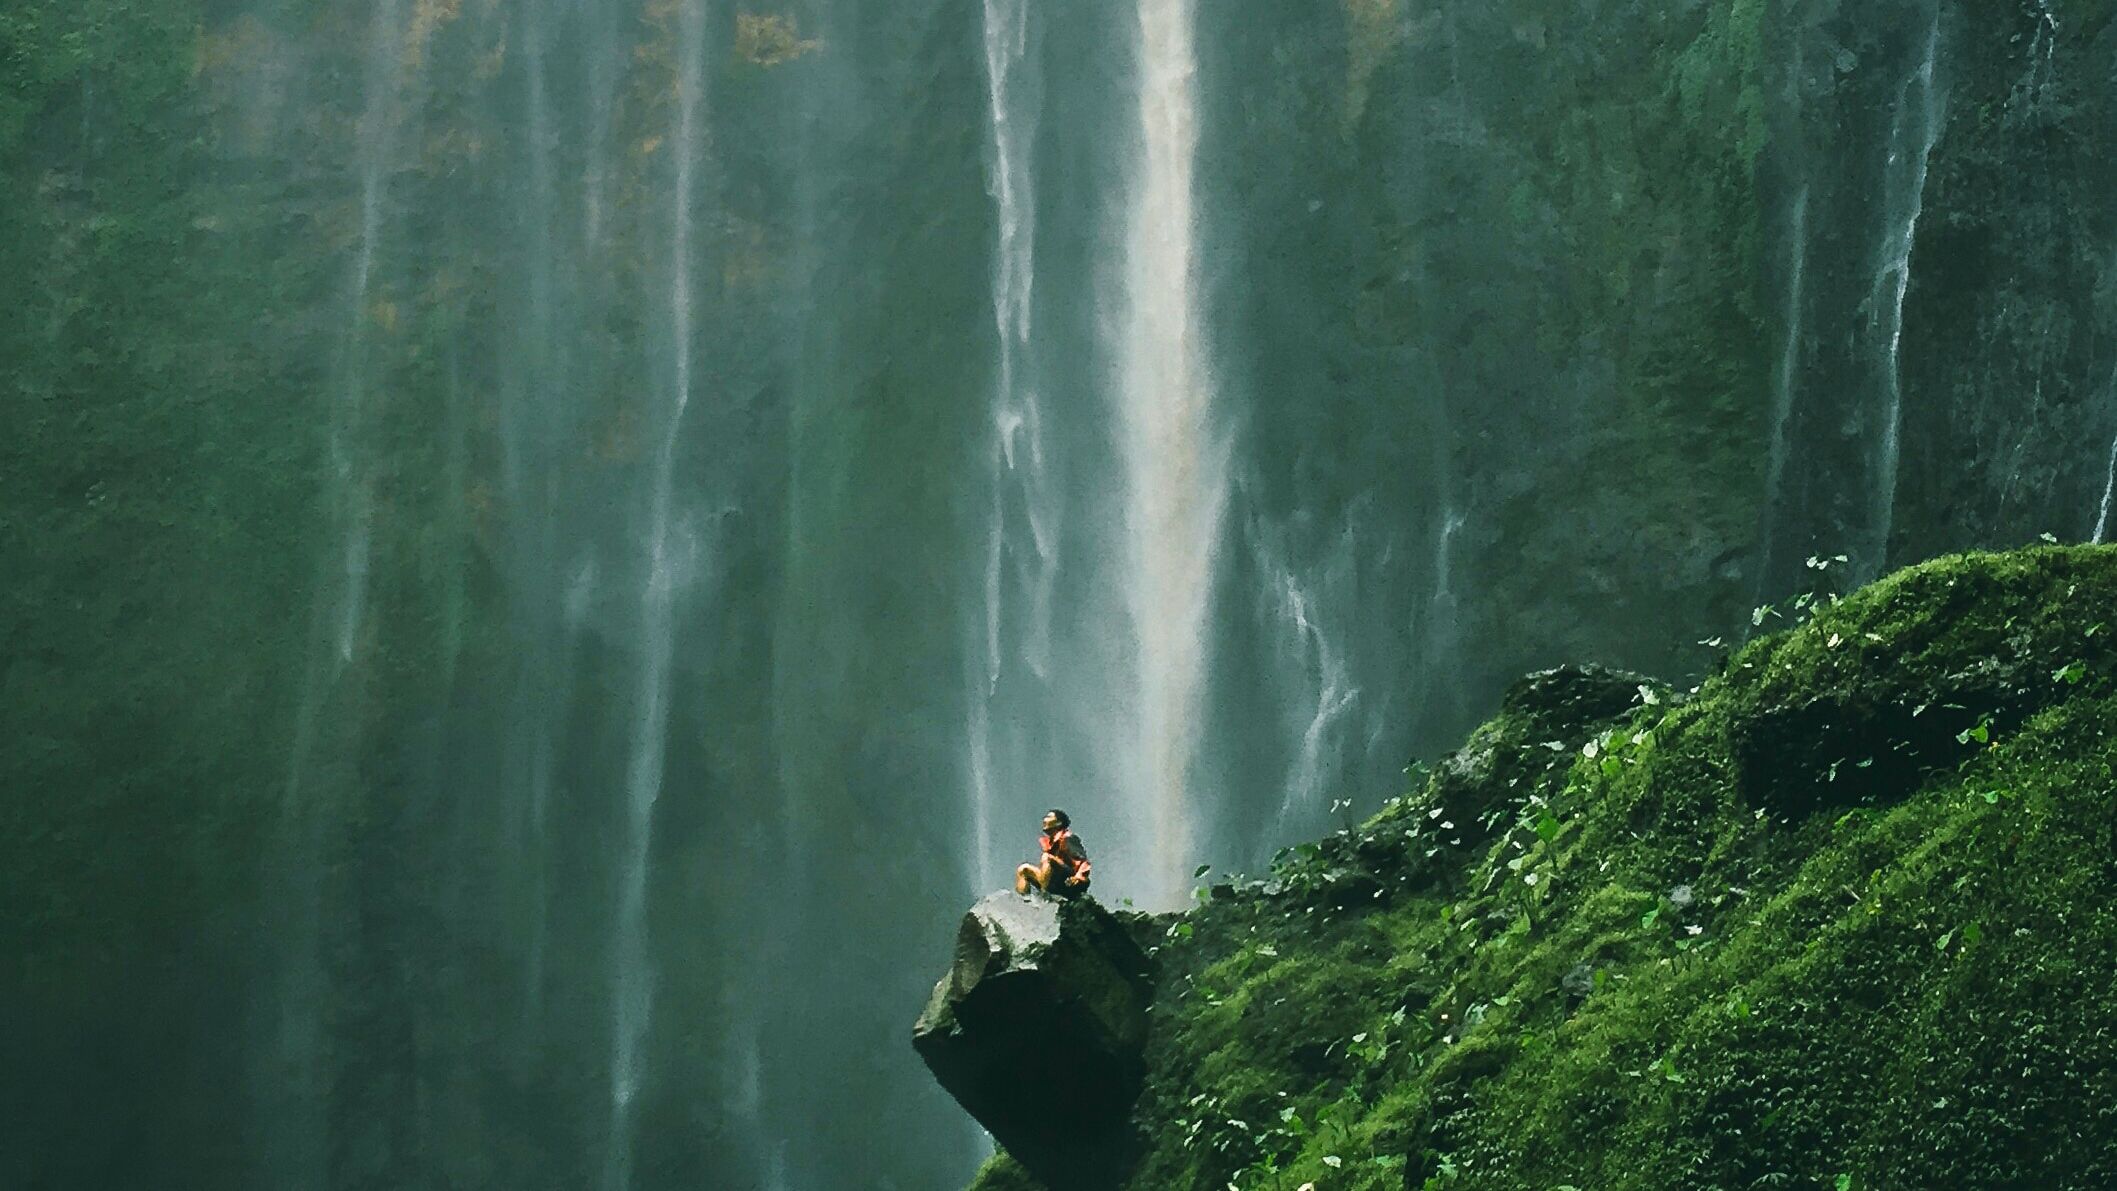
[1046,808,1070,829]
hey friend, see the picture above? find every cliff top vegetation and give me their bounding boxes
[971,544,2117,1190]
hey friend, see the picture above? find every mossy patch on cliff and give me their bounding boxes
[969,545,2117,1190]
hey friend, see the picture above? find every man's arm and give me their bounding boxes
[1064,835,1090,884]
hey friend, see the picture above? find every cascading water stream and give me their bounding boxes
[606,3,706,1186]
[1116,0,1226,907]
[2021,1,2060,108]
[510,0,568,1026]
[582,3,624,250]
[969,0,1051,891]
[330,0,414,670]
[1256,522,1360,842]
[2096,367,2117,544]
[263,4,411,1182]
[1427,505,1464,667]
[522,555,596,1027]
[2096,434,2117,544]
[1756,169,1807,596]
[1868,8,1944,577]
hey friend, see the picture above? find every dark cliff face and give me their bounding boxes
[1197,0,2117,795]
[1893,1,2117,560]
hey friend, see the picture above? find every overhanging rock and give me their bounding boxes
[913,892,1156,1189]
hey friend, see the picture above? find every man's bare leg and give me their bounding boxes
[1017,857,1061,895]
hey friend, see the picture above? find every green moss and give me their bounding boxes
[967,1152,1050,1191]
[971,546,2117,1190]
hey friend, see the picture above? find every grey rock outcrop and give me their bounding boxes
[913,892,1155,1189]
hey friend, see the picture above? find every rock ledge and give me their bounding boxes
[913,892,1155,1189]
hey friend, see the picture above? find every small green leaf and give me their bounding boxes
[1535,812,1561,842]
[2054,661,2086,685]
[1641,906,1662,930]
[1836,1175,1854,1191]
[1934,929,1954,952]
[1193,863,1212,878]
[1962,921,1983,947]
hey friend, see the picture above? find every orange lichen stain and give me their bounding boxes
[735,14,822,66]
[405,0,462,70]
[472,33,508,81]
[1343,0,1404,135]
[639,135,665,157]
[369,300,401,333]
[427,126,488,168]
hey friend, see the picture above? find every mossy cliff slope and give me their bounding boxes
[969,544,2117,1190]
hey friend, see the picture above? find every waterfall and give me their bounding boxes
[1116,0,1225,906]
[606,2,707,1185]
[1868,7,1943,576]
[1427,504,1464,673]
[2096,437,2117,544]
[507,1,559,505]
[1759,182,1809,591]
[282,0,407,790]
[970,0,1051,892]
[511,0,566,1028]
[2017,0,2060,112]
[581,0,626,251]
[263,3,410,1182]
[331,0,411,668]
[1257,520,1361,842]
[522,555,596,1027]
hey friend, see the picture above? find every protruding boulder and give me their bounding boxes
[913,892,1155,1189]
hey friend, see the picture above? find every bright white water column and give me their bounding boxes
[1116,0,1227,907]
[1869,9,1943,576]
[2096,425,2117,544]
[970,0,1053,890]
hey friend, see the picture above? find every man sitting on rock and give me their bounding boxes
[1015,808,1091,898]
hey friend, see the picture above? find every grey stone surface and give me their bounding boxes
[913,892,1156,1189]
